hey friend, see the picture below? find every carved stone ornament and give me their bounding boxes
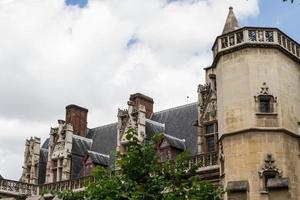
[259,154,282,178]
[198,83,217,122]
[254,82,277,103]
[260,82,270,95]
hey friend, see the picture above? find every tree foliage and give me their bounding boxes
[59,129,223,200]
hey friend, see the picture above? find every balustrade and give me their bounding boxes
[189,151,218,168]
[0,179,38,196]
[213,27,300,60]
[39,176,95,193]
[0,153,218,197]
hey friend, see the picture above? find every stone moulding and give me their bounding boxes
[219,127,300,141]
[226,180,249,192]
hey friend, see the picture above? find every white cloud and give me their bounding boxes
[0,0,259,179]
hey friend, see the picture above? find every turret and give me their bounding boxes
[201,7,300,200]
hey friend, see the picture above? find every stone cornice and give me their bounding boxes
[219,127,300,141]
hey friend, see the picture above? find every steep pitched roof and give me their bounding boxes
[41,138,49,149]
[145,119,165,140]
[71,135,93,178]
[163,134,186,150]
[38,148,48,184]
[151,102,198,155]
[86,123,118,168]
[222,7,240,34]
[72,135,93,156]
[87,150,110,166]
[38,102,199,181]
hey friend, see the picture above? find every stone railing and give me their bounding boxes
[212,27,300,60]
[0,153,219,197]
[0,178,38,196]
[189,151,218,168]
[39,176,95,194]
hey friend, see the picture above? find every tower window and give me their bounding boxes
[255,82,277,114]
[260,99,271,113]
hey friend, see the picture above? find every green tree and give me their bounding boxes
[59,129,223,200]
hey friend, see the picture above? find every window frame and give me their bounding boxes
[204,122,218,152]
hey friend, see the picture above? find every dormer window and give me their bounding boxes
[83,151,110,176]
[84,157,94,176]
[157,134,186,162]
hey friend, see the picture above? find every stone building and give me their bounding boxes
[15,7,300,200]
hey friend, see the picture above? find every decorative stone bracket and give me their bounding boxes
[259,154,282,178]
[259,154,288,192]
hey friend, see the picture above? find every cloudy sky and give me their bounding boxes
[0,0,299,180]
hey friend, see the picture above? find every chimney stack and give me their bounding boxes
[129,93,154,119]
[65,104,88,137]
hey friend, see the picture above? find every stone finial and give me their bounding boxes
[222,7,240,34]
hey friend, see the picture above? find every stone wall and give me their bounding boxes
[222,131,300,200]
[214,47,300,199]
[215,48,300,135]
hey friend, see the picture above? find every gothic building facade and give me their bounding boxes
[19,8,300,200]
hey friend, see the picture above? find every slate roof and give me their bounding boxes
[163,134,186,150]
[0,174,3,180]
[87,151,110,166]
[71,135,93,178]
[38,148,48,184]
[86,123,118,168]
[145,119,165,140]
[72,135,93,156]
[41,138,49,149]
[151,102,198,155]
[71,154,84,179]
[38,102,198,180]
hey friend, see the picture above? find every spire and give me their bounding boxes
[222,7,240,34]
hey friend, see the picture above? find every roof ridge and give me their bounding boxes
[145,119,165,127]
[73,134,93,143]
[87,150,110,158]
[89,122,118,131]
[153,102,197,115]
[164,133,185,142]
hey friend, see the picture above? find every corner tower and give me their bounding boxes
[201,7,300,200]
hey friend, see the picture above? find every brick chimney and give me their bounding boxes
[65,104,88,137]
[129,93,154,119]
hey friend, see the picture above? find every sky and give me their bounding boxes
[0,0,299,180]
